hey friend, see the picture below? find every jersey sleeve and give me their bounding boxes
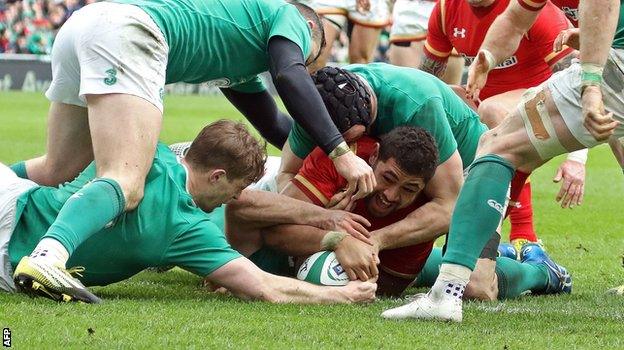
[291,147,345,206]
[414,97,457,164]
[287,121,317,159]
[423,1,453,61]
[268,4,312,60]
[516,0,547,11]
[230,75,267,93]
[164,219,242,277]
[528,3,574,67]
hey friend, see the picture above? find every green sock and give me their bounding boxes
[442,154,515,270]
[414,247,442,288]
[10,161,28,179]
[496,257,550,299]
[42,178,125,255]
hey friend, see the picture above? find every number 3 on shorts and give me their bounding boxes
[104,68,117,86]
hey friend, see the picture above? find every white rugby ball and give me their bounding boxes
[297,251,349,286]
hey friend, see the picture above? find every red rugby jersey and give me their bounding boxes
[425,0,573,100]
[519,0,579,27]
[291,136,434,278]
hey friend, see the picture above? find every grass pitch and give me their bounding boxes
[0,91,623,349]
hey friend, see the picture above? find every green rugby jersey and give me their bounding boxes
[288,63,487,168]
[112,0,312,92]
[8,144,241,286]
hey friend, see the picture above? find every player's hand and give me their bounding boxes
[332,151,376,201]
[341,279,377,303]
[356,0,371,13]
[334,235,380,281]
[554,28,580,52]
[582,85,618,141]
[466,51,491,103]
[320,209,372,244]
[553,159,586,208]
[326,189,356,211]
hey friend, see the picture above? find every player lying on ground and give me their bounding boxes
[8,0,378,300]
[220,125,571,300]
[280,64,580,301]
[382,0,624,322]
[421,0,587,252]
[227,126,439,297]
[1,120,376,304]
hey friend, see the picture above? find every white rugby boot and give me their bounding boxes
[381,282,464,322]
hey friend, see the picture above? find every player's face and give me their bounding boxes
[366,157,426,217]
[196,175,249,213]
[465,0,496,7]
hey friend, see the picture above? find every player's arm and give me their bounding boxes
[206,257,377,304]
[419,1,451,78]
[228,188,371,240]
[466,0,541,100]
[267,37,376,198]
[276,140,304,191]
[220,88,292,149]
[579,0,620,141]
[372,151,463,250]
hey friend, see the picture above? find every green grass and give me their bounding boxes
[1,91,623,349]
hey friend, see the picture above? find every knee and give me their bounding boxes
[464,263,499,301]
[478,99,508,129]
[111,177,145,211]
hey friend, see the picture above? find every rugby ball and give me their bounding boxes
[297,251,349,286]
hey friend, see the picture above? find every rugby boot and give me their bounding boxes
[381,283,463,322]
[520,243,572,294]
[13,256,101,303]
[498,243,518,260]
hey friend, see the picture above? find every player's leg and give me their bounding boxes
[20,103,93,186]
[308,16,343,72]
[464,233,500,301]
[348,24,382,63]
[13,2,168,303]
[388,41,424,68]
[478,89,539,247]
[347,0,391,63]
[442,55,465,86]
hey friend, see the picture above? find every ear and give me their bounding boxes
[307,19,315,30]
[209,169,227,183]
[368,143,380,164]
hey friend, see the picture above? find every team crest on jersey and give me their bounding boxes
[453,27,466,38]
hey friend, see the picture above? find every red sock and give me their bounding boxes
[509,180,538,242]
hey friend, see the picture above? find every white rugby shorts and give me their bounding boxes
[45,2,169,112]
[522,48,624,159]
[0,164,38,292]
[300,0,392,29]
[389,0,435,43]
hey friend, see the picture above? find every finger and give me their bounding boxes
[577,184,585,206]
[570,184,582,207]
[560,185,573,208]
[370,256,379,277]
[553,167,563,182]
[556,180,570,202]
[554,33,563,52]
[347,227,373,245]
[328,191,348,207]
[348,219,371,237]
[352,177,368,200]
[355,267,369,282]
[349,213,372,227]
[346,268,357,281]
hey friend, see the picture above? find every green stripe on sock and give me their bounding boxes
[442,154,515,270]
[43,178,126,255]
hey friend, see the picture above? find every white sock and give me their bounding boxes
[30,238,70,267]
[431,263,472,301]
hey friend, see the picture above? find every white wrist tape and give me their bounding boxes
[567,148,588,164]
